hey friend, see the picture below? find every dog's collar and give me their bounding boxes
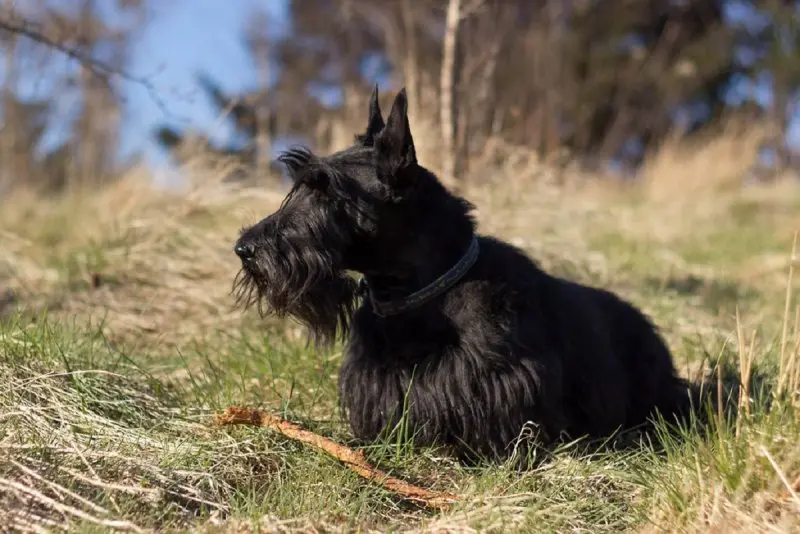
[360,236,480,317]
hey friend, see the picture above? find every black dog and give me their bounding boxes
[233,87,697,465]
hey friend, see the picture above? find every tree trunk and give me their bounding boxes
[477,39,500,138]
[440,0,461,188]
[401,0,421,123]
[771,85,791,180]
[1,33,19,191]
[256,49,272,178]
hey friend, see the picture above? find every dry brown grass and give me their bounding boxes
[639,118,769,202]
[1,126,797,363]
[2,127,800,532]
[1,160,292,350]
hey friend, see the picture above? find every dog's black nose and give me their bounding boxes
[234,242,255,260]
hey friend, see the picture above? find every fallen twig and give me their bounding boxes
[214,407,458,510]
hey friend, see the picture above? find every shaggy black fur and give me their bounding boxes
[233,87,699,465]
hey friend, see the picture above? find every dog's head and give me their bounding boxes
[233,87,453,344]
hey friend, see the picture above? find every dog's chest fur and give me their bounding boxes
[337,236,652,462]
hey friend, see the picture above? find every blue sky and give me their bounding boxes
[118,0,290,169]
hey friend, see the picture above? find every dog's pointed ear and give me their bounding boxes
[374,88,417,188]
[355,84,385,146]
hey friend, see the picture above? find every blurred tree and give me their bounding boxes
[160,0,800,184]
[0,0,148,194]
[735,0,800,178]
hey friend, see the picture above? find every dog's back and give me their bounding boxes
[341,235,697,463]
[457,236,695,441]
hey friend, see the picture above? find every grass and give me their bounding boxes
[1,134,800,532]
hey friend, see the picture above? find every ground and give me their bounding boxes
[1,133,800,533]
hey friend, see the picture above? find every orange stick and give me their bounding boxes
[214,407,457,510]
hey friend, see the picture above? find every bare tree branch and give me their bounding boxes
[0,13,175,120]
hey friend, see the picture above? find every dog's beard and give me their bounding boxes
[232,244,359,347]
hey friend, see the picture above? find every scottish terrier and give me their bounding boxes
[233,87,698,465]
